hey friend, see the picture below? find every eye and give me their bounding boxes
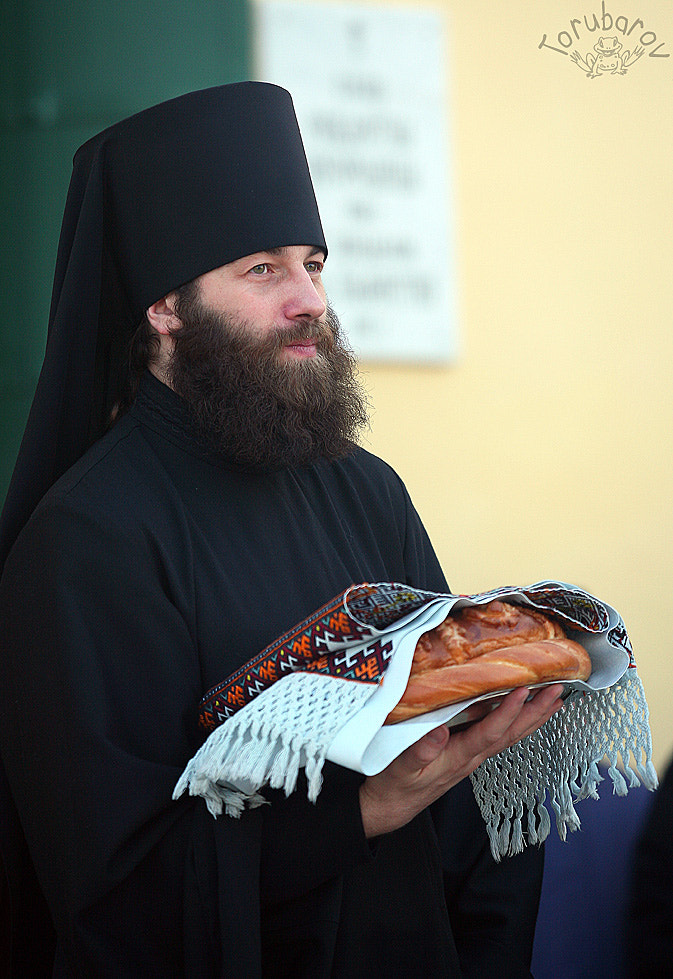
[249,263,269,276]
[305,260,324,275]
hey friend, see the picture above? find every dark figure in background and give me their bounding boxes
[0,83,563,977]
[624,758,673,978]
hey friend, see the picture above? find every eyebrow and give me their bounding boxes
[264,246,326,259]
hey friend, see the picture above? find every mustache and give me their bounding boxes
[264,315,336,354]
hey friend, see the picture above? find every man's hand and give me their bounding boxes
[359,683,564,838]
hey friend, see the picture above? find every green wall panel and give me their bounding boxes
[0,0,251,506]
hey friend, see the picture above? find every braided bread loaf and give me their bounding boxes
[385,600,591,724]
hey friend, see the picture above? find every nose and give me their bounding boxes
[282,266,326,322]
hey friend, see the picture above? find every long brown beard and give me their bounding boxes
[164,294,370,471]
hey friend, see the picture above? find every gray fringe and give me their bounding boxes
[470,669,658,860]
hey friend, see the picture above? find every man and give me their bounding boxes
[0,82,562,977]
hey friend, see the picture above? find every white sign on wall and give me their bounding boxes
[254,1,457,363]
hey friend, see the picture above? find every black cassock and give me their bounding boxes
[0,372,543,977]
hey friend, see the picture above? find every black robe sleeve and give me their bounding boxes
[624,759,673,978]
[0,501,226,975]
[0,493,384,977]
[431,778,544,978]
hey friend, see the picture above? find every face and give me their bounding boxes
[154,247,369,471]
[193,244,328,362]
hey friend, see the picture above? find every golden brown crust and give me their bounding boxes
[385,601,591,724]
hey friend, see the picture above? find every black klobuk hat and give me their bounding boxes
[0,81,326,568]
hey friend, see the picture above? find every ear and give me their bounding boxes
[146,293,181,336]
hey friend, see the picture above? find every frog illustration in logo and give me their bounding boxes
[571,36,643,77]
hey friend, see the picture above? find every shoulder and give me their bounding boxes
[299,447,418,531]
[347,445,402,478]
[7,416,182,575]
[44,409,191,524]
[51,414,156,503]
[328,446,412,503]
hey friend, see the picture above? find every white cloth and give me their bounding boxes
[174,581,658,857]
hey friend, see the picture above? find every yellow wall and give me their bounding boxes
[313,1,673,769]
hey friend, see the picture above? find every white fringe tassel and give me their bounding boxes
[174,672,375,817]
[470,670,658,860]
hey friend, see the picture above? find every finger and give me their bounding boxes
[451,683,562,762]
[467,686,530,741]
[512,682,564,724]
[526,682,565,706]
[504,683,565,742]
[489,683,564,732]
[465,683,565,761]
[449,687,531,761]
[398,724,450,771]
